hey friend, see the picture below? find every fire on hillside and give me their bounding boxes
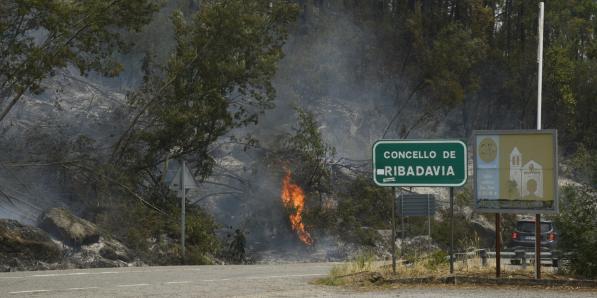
[281,169,313,245]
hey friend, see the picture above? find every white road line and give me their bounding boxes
[247,273,325,279]
[4,272,327,295]
[32,272,90,277]
[66,287,99,291]
[117,283,150,287]
[9,289,50,294]
[198,274,326,283]
[0,264,335,280]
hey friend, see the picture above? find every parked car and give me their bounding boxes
[509,219,558,251]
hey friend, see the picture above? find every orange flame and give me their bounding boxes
[281,169,313,245]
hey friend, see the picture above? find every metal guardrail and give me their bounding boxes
[449,249,560,267]
[487,251,554,258]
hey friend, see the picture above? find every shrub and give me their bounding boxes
[425,250,448,270]
[93,198,220,265]
[555,184,597,278]
[336,177,391,245]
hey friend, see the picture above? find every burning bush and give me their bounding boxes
[269,107,336,244]
[281,168,313,245]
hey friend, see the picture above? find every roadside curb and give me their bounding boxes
[383,276,597,288]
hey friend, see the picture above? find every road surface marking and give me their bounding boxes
[197,274,325,283]
[247,273,326,279]
[1,268,197,280]
[3,271,328,295]
[9,290,50,294]
[66,287,99,291]
[32,272,90,277]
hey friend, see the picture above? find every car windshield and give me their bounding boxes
[517,222,552,233]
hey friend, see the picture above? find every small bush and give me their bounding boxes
[555,184,597,278]
[353,250,376,272]
[93,198,220,265]
[425,250,448,270]
[336,177,391,245]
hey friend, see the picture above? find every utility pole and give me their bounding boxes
[535,2,545,280]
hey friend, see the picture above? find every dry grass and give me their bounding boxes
[315,250,567,287]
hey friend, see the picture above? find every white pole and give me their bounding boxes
[535,2,545,280]
[181,160,186,263]
[537,2,544,131]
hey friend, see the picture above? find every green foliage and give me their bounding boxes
[455,186,473,207]
[430,187,494,251]
[0,0,159,120]
[567,144,597,186]
[424,250,449,271]
[352,250,376,272]
[94,198,219,265]
[318,249,376,286]
[423,23,486,106]
[431,211,474,251]
[299,1,596,157]
[275,106,335,193]
[183,206,220,259]
[269,107,336,235]
[555,184,597,278]
[116,0,298,181]
[336,177,391,245]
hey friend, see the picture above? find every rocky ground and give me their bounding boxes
[0,208,138,272]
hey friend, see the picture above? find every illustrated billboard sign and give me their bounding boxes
[373,140,467,187]
[473,130,558,214]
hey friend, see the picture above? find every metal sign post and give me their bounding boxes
[391,187,397,274]
[169,160,199,264]
[400,192,405,257]
[496,213,501,278]
[449,187,454,274]
[427,193,431,252]
[180,160,186,263]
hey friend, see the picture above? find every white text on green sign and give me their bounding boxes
[373,140,467,187]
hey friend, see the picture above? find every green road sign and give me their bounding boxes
[373,140,467,187]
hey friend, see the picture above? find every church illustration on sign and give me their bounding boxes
[509,147,544,200]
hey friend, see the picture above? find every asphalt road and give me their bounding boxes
[0,263,595,297]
